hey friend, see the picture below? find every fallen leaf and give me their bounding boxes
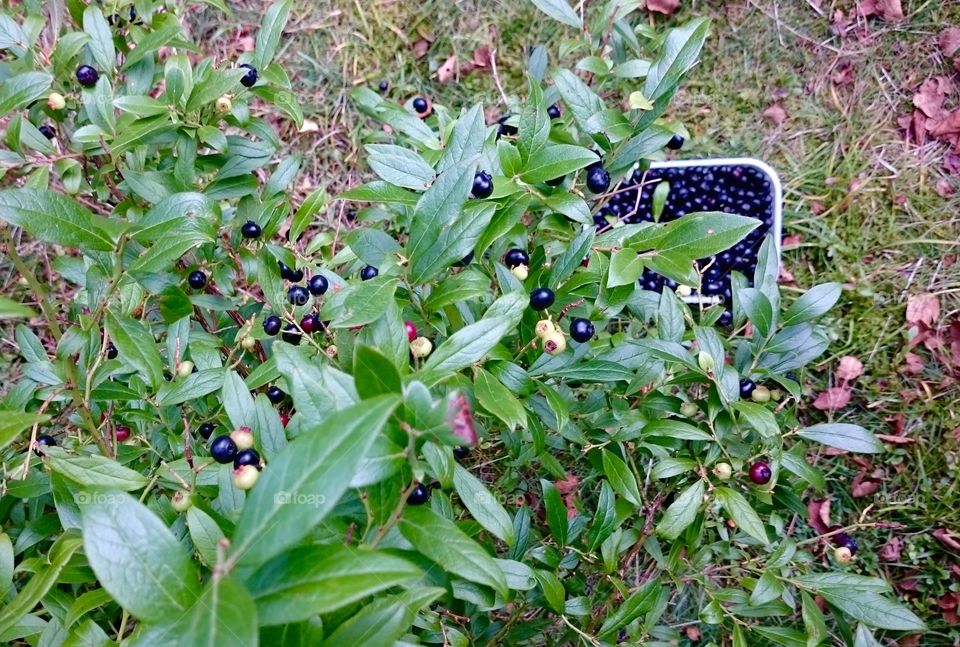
[934,527,960,551]
[413,39,430,59]
[762,104,788,125]
[857,0,904,21]
[879,536,904,561]
[940,592,960,624]
[832,61,855,86]
[935,179,955,197]
[646,0,679,15]
[807,498,831,534]
[782,233,803,246]
[946,152,960,175]
[436,54,457,83]
[941,27,960,57]
[952,319,960,366]
[906,293,940,326]
[472,45,492,68]
[902,351,925,374]
[851,470,882,497]
[779,266,796,283]
[684,626,701,641]
[876,434,916,445]
[836,356,864,381]
[912,77,953,118]
[298,118,319,133]
[813,386,851,411]
[555,472,580,518]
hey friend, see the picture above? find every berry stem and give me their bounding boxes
[2,229,63,342]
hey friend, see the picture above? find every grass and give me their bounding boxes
[192,0,960,637]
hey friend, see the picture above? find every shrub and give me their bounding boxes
[0,0,924,644]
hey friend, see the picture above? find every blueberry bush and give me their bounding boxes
[0,0,927,645]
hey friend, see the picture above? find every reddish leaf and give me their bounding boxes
[807,498,831,534]
[472,45,492,68]
[935,179,955,197]
[762,104,788,125]
[934,527,960,551]
[851,469,883,497]
[413,39,430,59]
[446,393,477,446]
[857,0,904,21]
[906,293,940,326]
[645,0,679,15]
[813,386,851,411]
[876,434,915,445]
[436,54,457,83]
[941,27,960,57]
[836,356,864,381]
[912,77,952,119]
[902,351,924,374]
[879,536,904,561]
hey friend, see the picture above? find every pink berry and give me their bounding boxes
[405,320,417,342]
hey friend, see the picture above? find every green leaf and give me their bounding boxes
[0,72,53,114]
[601,450,642,506]
[543,192,592,225]
[44,448,149,491]
[656,479,704,540]
[255,0,292,69]
[644,17,710,101]
[608,249,644,288]
[365,144,436,190]
[80,491,201,622]
[0,189,114,251]
[0,533,10,599]
[346,228,401,267]
[353,345,402,398]
[231,396,399,566]
[473,367,526,430]
[549,226,594,285]
[0,533,83,636]
[247,545,422,625]
[750,570,784,606]
[737,287,775,337]
[156,369,224,406]
[105,311,164,388]
[642,419,712,441]
[185,69,246,112]
[783,283,842,326]
[645,251,699,287]
[553,70,604,134]
[453,464,516,545]
[273,344,358,426]
[797,423,883,454]
[518,79,550,162]
[82,7,115,71]
[597,579,662,638]
[714,487,768,544]
[519,144,597,184]
[290,187,327,241]
[540,479,569,546]
[185,507,224,568]
[399,506,508,596]
[801,591,828,646]
[320,277,398,328]
[530,0,582,29]
[438,104,486,175]
[533,569,566,613]
[0,15,27,57]
[160,575,257,647]
[587,481,617,551]
[121,13,184,70]
[820,591,925,631]
[658,288,684,342]
[113,95,170,118]
[654,212,759,258]
[320,587,444,647]
[793,572,892,593]
[733,401,779,440]
[0,410,50,452]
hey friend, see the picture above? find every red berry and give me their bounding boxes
[280,412,291,427]
[748,461,772,485]
[115,425,131,442]
[404,320,417,342]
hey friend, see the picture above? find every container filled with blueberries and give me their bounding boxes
[595,158,782,322]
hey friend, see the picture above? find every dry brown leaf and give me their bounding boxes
[684,626,701,642]
[902,351,925,374]
[555,473,580,518]
[906,293,940,326]
[935,528,960,551]
[858,0,904,21]
[646,0,679,15]
[782,234,803,246]
[876,434,916,445]
[762,104,788,125]
[412,39,430,59]
[813,386,851,411]
[879,536,904,561]
[851,471,881,497]
[472,45,492,68]
[836,356,864,381]
[298,118,319,133]
[436,54,457,83]
[913,77,953,119]
[941,27,960,57]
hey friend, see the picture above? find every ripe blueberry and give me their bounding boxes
[281,324,301,345]
[107,342,118,359]
[569,318,595,343]
[278,261,304,282]
[360,265,379,281]
[37,434,57,448]
[503,248,529,268]
[454,251,474,267]
[547,104,561,119]
[266,385,285,404]
[717,310,733,327]
[300,314,319,334]
[76,65,99,87]
[739,378,756,399]
[239,63,258,88]
[586,165,610,193]
[234,448,262,470]
[529,287,555,311]
[38,124,55,139]
[407,483,430,505]
[405,320,417,342]
[288,285,310,306]
[263,315,282,336]
[412,97,429,114]
[115,425,131,442]
[210,435,238,464]
[453,446,470,460]
[497,114,518,137]
[198,422,215,439]
[748,461,772,485]
[666,134,685,150]
[308,274,328,296]
[378,80,389,93]
[241,220,262,239]
[471,170,494,199]
[187,270,207,290]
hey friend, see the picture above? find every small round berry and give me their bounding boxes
[680,402,699,418]
[171,490,193,512]
[666,134,685,150]
[586,165,611,193]
[233,464,260,490]
[76,64,99,87]
[497,114,518,137]
[215,95,232,112]
[471,170,494,199]
[833,546,853,564]
[234,448,262,470]
[37,434,57,448]
[266,385,285,404]
[325,344,337,359]
[748,461,772,485]
[360,265,379,281]
[308,274,329,296]
[839,535,859,555]
[210,435,238,464]
[187,270,207,290]
[241,220,262,239]
[751,386,771,403]
[676,284,693,297]
[404,320,418,342]
[378,80,389,93]
[240,335,256,351]
[239,63,258,88]
[230,426,255,451]
[529,287,555,311]
[503,248,530,268]
[542,331,566,355]
[115,425,131,442]
[412,96,429,114]
[569,318,595,343]
[278,261,304,283]
[717,310,734,327]
[547,104,561,119]
[300,314,319,334]
[770,389,783,402]
[407,483,430,505]
[410,336,433,359]
[107,343,118,359]
[47,92,66,111]
[38,124,56,139]
[739,378,756,399]
[511,264,529,281]
[535,319,556,338]
[453,446,470,460]
[288,285,310,306]
[176,360,194,377]
[263,315,282,336]
[197,422,215,439]
[713,462,733,480]
[281,324,302,345]
[280,411,291,427]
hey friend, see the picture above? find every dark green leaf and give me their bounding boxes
[353,345,402,398]
[597,579,662,637]
[715,487,768,544]
[644,17,710,101]
[0,189,115,251]
[553,70,605,134]
[656,479,704,540]
[608,249,644,288]
[156,369,224,406]
[454,464,515,545]
[105,311,164,388]
[587,481,617,551]
[543,192,592,225]
[0,411,50,452]
[655,212,759,258]
[797,423,883,454]
[319,277,398,328]
[365,144,436,190]
[82,7,115,71]
[520,144,597,184]
[530,0,582,28]
[438,104,486,175]
[255,0,292,69]
[320,587,444,647]
[473,367,526,430]
[783,283,842,326]
[601,450,641,506]
[44,448,149,491]
[0,72,53,114]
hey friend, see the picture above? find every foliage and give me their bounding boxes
[0,0,924,645]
